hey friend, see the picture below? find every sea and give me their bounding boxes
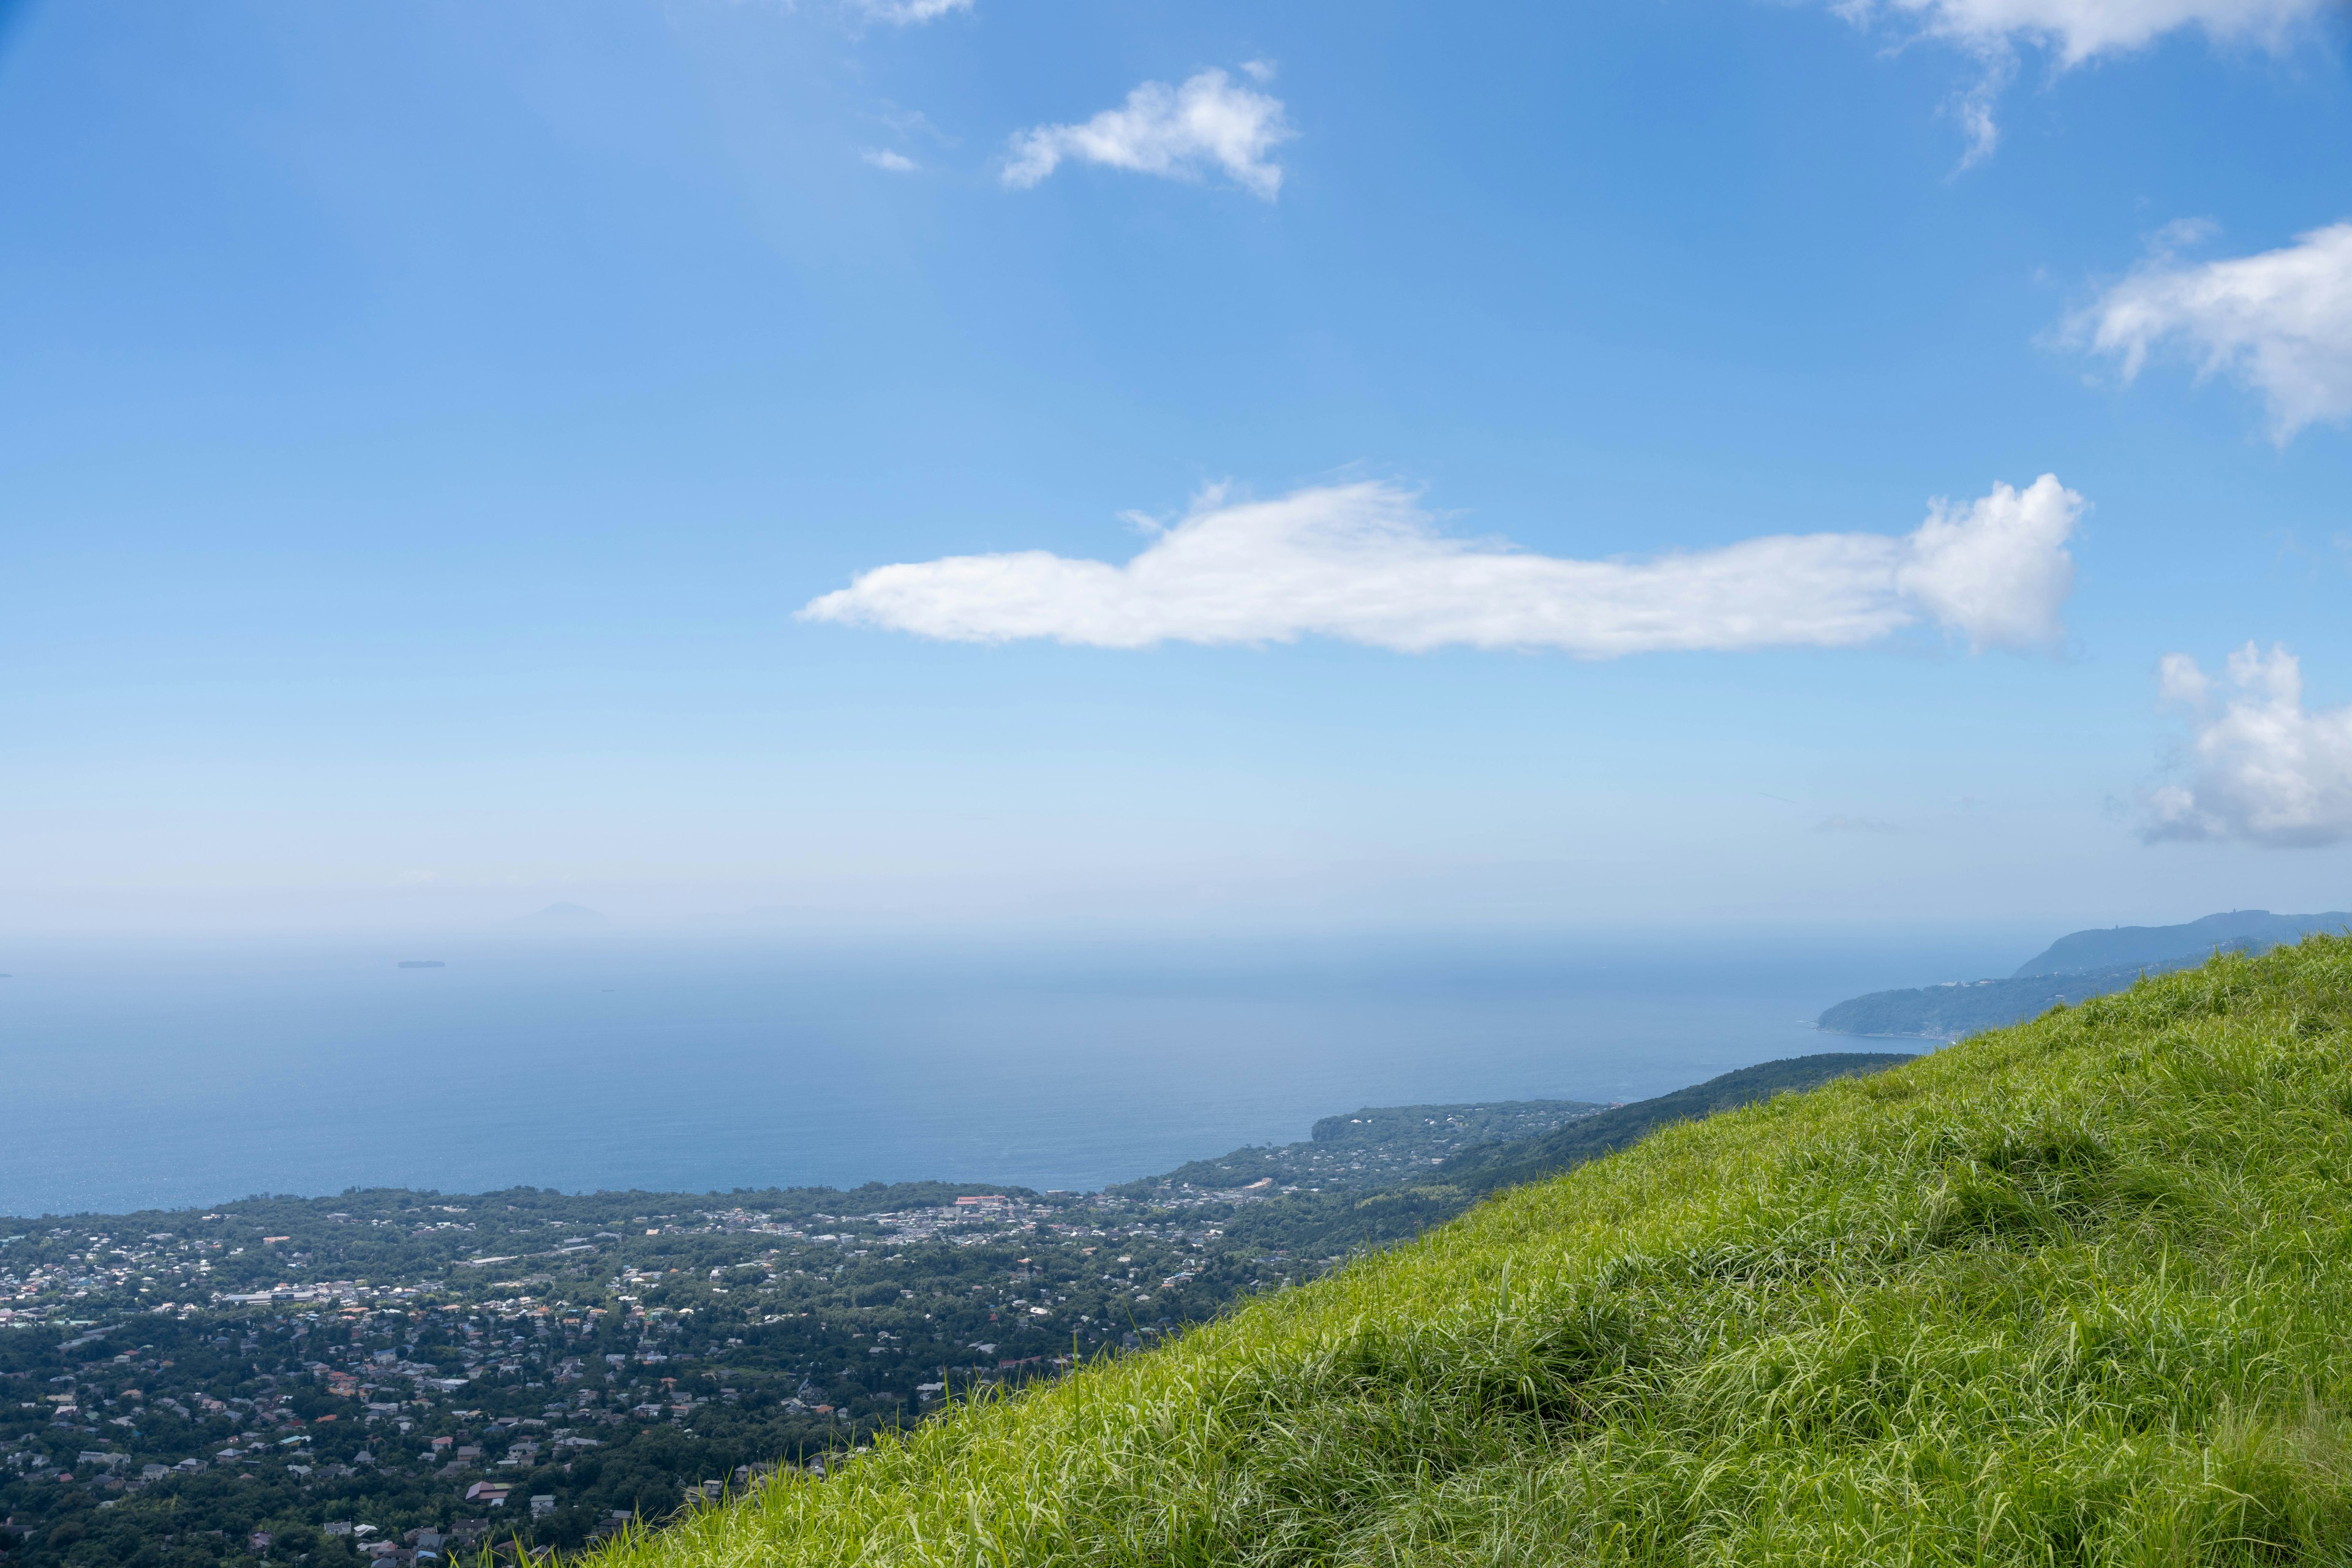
[0,925,2041,1218]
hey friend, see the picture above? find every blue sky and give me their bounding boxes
[4,0,2351,937]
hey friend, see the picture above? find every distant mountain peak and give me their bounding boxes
[2012,909,2350,978]
[1818,908,2352,1039]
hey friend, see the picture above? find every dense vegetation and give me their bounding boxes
[597,937,2352,1566]
[1815,967,2158,1038]
[1115,1098,1605,1196]
[2010,909,2350,979]
[1208,1057,1911,1262]
[1431,1054,1910,1193]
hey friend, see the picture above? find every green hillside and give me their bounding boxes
[1118,1095,1606,1196]
[1434,1052,1912,1194]
[1815,909,2352,1039]
[588,937,2352,1567]
[1185,1055,1909,1264]
[1815,966,2160,1039]
[2011,910,2352,978]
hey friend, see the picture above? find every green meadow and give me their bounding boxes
[590,935,2352,1566]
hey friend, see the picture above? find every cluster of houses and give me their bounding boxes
[0,1231,212,1313]
[311,1517,502,1563]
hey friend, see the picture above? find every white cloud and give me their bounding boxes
[848,0,971,24]
[1831,0,2332,163]
[2157,649,2211,706]
[1002,68,1292,199]
[2068,221,2352,440]
[1894,477,2081,651]
[1947,56,2015,167]
[2146,644,2352,846]
[1853,0,2331,65]
[861,148,920,173]
[799,475,2082,657]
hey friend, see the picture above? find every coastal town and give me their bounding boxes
[2,1097,1608,1568]
[1,1188,1254,1568]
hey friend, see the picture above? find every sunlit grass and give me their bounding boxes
[588,936,2352,1566]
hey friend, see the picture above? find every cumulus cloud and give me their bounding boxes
[2068,221,2352,440]
[849,0,971,24]
[800,476,2082,658]
[861,148,920,173]
[2145,644,2352,847]
[1002,67,1292,199]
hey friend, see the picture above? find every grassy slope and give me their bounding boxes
[1438,1053,1915,1194]
[1211,1054,1916,1261]
[592,938,2352,1567]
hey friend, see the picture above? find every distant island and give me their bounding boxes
[1817,908,2351,1038]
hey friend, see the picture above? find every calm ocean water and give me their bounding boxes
[0,927,2039,1216]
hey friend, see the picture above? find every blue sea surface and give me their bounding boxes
[0,927,2037,1216]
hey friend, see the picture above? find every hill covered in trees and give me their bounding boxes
[1817,908,2352,1038]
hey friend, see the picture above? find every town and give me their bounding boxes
[1,1097,1608,1568]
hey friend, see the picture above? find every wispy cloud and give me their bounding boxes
[1855,0,2330,66]
[1946,54,2015,168]
[2146,644,2352,846]
[801,476,2082,657]
[861,148,920,173]
[848,0,972,25]
[2066,221,2352,442]
[1003,67,1293,200]
[1830,0,2334,163]
[869,104,956,148]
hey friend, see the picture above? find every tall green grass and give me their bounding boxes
[591,937,2352,1566]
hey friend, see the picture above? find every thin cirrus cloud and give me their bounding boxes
[861,148,920,173]
[1855,0,2332,65]
[2067,221,2352,442]
[1001,66,1292,199]
[847,0,972,24]
[2146,644,2352,846]
[1831,0,2335,164]
[800,476,2084,658]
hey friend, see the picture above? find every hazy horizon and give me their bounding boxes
[0,922,2032,1218]
[10,880,2351,946]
